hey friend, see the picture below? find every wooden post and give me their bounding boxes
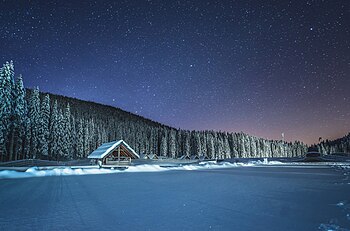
[118,146,120,163]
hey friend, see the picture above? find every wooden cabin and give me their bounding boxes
[88,140,139,166]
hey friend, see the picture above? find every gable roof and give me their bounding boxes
[148,154,158,159]
[139,153,148,159]
[179,155,191,160]
[87,140,140,159]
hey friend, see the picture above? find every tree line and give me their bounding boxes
[0,61,313,162]
[315,134,350,155]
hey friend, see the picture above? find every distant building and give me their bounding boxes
[148,154,159,160]
[199,154,210,161]
[139,153,159,160]
[88,140,139,166]
[179,154,191,160]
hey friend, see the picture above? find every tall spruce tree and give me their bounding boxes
[160,131,168,157]
[169,130,176,158]
[0,61,15,161]
[49,100,59,160]
[38,94,50,158]
[28,88,41,159]
[12,75,27,160]
[207,133,215,159]
[184,132,190,158]
[62,104,72,159]
[75,119,84,158]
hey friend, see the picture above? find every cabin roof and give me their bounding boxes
[179,155,190,160]
[87,140,140,159]
[148,154,158,159]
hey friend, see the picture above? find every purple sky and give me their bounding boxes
[1,0,349,144]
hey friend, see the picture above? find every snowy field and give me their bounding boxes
[0,161,350,230]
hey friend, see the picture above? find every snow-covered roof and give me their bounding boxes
[148,154,158,159]
[87,140,140,159]
[179,155,190,160]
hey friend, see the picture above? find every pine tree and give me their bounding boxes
[223,134,231,158]
[38,94,50,158]
[194,132,201,157]
[83,119,90,157]
[62,104,72,159]
[12,75,27,160]
[28,88,41,159]
[231,133,239,157]
[0,127,5,162]
[201,133,207,158]
[75,119,84,158]
[160,131,168,157]
[244,135,251,157]
[70,116,77,158]
[49,100,59,160]
[169,130,176,158]
[207,133,215,159]
[0,61,15,161]
[250,137,257,157]
[184,132,190,158]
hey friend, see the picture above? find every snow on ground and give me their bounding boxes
[1,164,349,231]
[319,200,350,231]
[0,159,282,179]
[0,158,349,180]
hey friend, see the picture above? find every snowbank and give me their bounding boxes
[0,159,287,179]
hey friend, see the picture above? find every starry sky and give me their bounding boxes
[1,0,349,144]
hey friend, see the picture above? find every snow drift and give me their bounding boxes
[0,159,294,179]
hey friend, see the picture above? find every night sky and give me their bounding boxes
[1,0,349,144]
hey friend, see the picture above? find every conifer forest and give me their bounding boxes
[1,61,349,162]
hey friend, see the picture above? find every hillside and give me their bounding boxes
[1,61,309,162]
[22,89,308,161]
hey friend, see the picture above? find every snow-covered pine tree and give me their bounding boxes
[62,104,72,159]
[135,128,143,155]
[0,61,15,161]
[28,88,41,159]
[83,119,91,157]
[75,119,84,158]
[265,140,272,157]
[12,75,27,160]
[223,134,231,159]
[38,94,50,158]
[237,133,244,157]
[70,116,77,159]
[250,136,257,157]
[244,135,251,157]
[230,133,239,157]
[184,131,190,158]
[56,109,65,160]
[201,133,207,158]
[194,132,201,157]
[169,130,176,158]
[160,130,168,157]
[217,136,224,159]
[207,133,215,159]
[48,100,59,160]
[176,131,183,158]
[257,139,264,157]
